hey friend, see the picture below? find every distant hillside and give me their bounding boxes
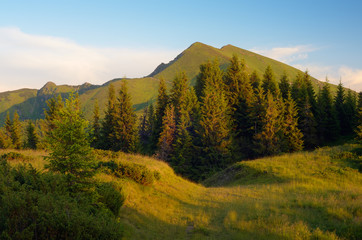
[0,42,339,124]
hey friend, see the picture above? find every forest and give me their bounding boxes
[1,55,362,239]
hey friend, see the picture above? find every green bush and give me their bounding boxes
[1,152,32,161]
[0,160,124,239]
[99,160,160,185]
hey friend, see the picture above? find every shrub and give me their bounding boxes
[0,152,32,161]
[96,182,125,216]
[99,160,160,185]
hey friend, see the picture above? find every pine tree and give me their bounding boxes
[198,85,231,167]
[170,72,189,121]
[4,112,12,146]
[334,81,347,135]
[157,105,176,161]
[45,93,95,192]
[139,103,155,154]
[344,90,357,134]
[261,66,279,96]
[253,91,283,156]
[279,72,290,100]
[195,59,224,101]
[113,81,138,153]
[316,80,340,143]
[299,97,318,149]
[154,78,169,150]
[91,99,101,148]
[45,95,63,132]
[11,111,22,149]
[223,55,249,108]
[356,92,362,141]
[281,91,303,152]
[0,127,12,149]
[249,70,261,91]
[26,121,38,149]
[101,84,117,150]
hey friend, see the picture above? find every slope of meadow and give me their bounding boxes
[1,143,361,240]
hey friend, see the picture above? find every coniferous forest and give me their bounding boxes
[1,55,362,239]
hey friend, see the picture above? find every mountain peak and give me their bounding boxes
[38,81,57,96]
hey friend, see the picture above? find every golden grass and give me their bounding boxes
[2,143,361,239]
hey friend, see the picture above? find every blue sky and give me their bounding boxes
[0,0,361,91]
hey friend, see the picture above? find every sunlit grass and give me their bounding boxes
[3,143,361,239]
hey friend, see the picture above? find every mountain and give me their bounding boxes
[0,42,336,124]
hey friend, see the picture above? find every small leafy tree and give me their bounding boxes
[45,93,95,192]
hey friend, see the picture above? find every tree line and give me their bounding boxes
[1,55,362,180]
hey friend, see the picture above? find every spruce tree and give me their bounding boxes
[11,111,22,149]
[253,91,283,156]
[101,84,116,150]
[113,81,138,153]
[261,66,279,96]
[279,72,290,100]
[139,104,155,154]
[195,59,224,101]
[154,78,169,150]
[299,97,318,149]
[344,90,357,134]
[316,80,340,143]
[4,112,12,146]
[45,93,95,192]
[157,105,176,161]
[334,81,347,135]
[249,70,261,91]
[223,55,249,108]
[281,91,303,152]
[198,85,231,167]
[91,99,101,148]
[0,127,12,149]
[356,92,362,141]
[45,95,63,132]
[170,72,189,121]
[26,121,38,149]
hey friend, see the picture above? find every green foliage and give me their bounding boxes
[279,72,290,100]
[157,105,176,160]
[195,59,224,100]
[198,84,231,167]
[282,92,304,152]
[96,182,125,216]
[262,66,279,97]
[99,160,159,186]
[91,99,101,148]
[0,160,124,239]
[101,84,117,150]
[45,93,96,192]
[249,70,261,91]
[25,121,38,149]
[112,81,138,153]
[317,80,340,143]
[138,103,156,154]
[154,78,169,151]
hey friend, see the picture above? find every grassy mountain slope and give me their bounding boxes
[150,42,325,90]
[2,143,361,239]
[0,42,340,124]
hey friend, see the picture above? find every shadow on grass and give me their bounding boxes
[203,164,289,187]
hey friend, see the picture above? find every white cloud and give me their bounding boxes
[0,27,180,92]
[251,45,316,64]
[293,64,362,92]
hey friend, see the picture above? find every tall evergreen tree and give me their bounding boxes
[26,121,38,149]
[279,72,290,100]
[154,78,169,150]
[281,91,304,152]
[45,95,63,132]
[198,85,231,168]
[170,72,189,121]
[113,81,138,153]
[344,89,357,134]
[45,93,95,192]
[334,81,347,135]
[4,112,12,143]
[223,55,249,108]
[253,91,283,156]
[195,59,224,101]
[157,105,176,161]
[101,84,117,150]
[316,80,340,143]
[91,99,101,148]
[11,111,22,149]
[249,70,261,91]
[139,103,155,154]
[261,66,279,96]
[299,97,318,148]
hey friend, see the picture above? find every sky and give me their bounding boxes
[0,0,361,92]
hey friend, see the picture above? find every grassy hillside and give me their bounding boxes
[2,143,361,239]
[0,42,343,124]
[150,42,325,91]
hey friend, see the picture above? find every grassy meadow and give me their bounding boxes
[1,143,361,240]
